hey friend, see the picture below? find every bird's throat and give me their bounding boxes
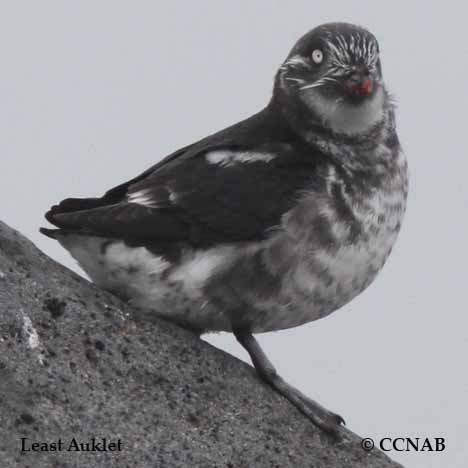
[303,87,386,136]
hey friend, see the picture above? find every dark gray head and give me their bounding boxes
[275,23,387,135]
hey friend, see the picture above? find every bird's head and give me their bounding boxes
[276,23,387,136]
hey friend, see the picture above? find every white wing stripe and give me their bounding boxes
[206,150,276,167]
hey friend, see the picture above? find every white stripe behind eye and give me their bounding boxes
[283,55,309,69]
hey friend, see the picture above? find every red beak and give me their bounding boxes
[357,78,374,95]
[346,73,374,97]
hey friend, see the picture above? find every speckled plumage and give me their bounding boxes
[42,22,408,336]
[41,22,408,432]
[48,115,407,334]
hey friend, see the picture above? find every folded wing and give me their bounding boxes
[44,141,322,248]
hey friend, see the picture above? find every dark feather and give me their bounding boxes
[43,105,328,249]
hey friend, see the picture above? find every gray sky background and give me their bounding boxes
[1,2,467,467]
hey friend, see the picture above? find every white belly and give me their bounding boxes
[58,235,240,330]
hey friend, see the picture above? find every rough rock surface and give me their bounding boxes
[0,221,403,468]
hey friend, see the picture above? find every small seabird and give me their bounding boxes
[41,22,408,433]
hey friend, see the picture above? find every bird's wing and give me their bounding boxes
[43,104,327,248]
[44,140,323,248]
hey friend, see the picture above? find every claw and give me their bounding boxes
[233,330,347,435]
[316,411,345,435]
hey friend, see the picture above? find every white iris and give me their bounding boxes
[311,49,323,64]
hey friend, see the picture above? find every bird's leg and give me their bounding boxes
[233,328,345,434]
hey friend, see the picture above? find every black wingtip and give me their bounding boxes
[39,227,61,239]
[44,207,58,225]
[44,197,108,227]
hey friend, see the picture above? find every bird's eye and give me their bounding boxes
[311,49,324,64]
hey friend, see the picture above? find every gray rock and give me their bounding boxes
[0,220,403,468]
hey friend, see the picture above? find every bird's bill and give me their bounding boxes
[346,77,374,97]
[343,67,376,98]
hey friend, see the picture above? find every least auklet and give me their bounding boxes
[41,22,409,433]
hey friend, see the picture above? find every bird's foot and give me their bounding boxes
[233,329,345,435]
[291,392,345,434]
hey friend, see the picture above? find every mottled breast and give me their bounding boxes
[250,139,409,332]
